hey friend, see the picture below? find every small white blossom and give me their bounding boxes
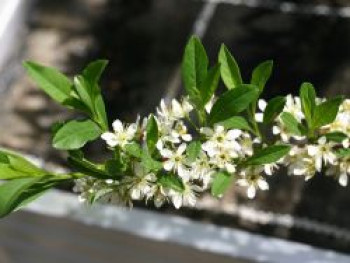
[168,183,200,209]
[160,143,189,179]
[307,137,337,171]
[101,119,137,148]
[237,167,269,199]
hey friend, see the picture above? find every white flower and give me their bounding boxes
[201,125,242,157]
[160,143,189,179]
[170,121,192,142]
[307,137,337,171]
[284,95,304,121]
[208,147,237,173]
[239,132,255,156]
[168,183,200,209]
[237,167,269,199]
[190,152,214,188]
[157,98,193,123]
[292,156,317,180]
[124,162,157,200]
[101,119,137,148]
[255,99,267,123]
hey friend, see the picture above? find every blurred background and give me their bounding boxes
[0,0,350,262]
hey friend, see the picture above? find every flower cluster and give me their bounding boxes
[74,95,350,209]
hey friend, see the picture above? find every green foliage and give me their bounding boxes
[313,96,344,129]
[158,174,184,193]
[280,112,305,136]
[251,60,273,93]
[53,120,102,150]
[0,149,47,180]
[186,141,201,163]
[244,145,291,165]
[263,96,286,124]
[211,172,234,197]
[146,115,159,154]
[300,82,316,128]
[217,116,253,132]
[199,64,221,106]
[23,61,72,104]
[218,44,242,89]
[325,132,348,143]
[208,85,259,125]
[181,36,208,105]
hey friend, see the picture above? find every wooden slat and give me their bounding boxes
[0,211,250,263]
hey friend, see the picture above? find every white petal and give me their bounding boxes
[112,120,124,132]
[247,186,256,199]
[255,113,263,123]
[156,140,164,150]
[163,160,174,171]
[160,148,173,158]
[339,173,348,187]
[272,126,281,135]
[131,189,141,200]
[258,99,267,111]
[258,179,269,190]
[227,129,242,140]
[318,136,327,145]
[182,134,192,142]
[101,132,118,147]
[172,99,183,117]
[172,195,182,209]
[200,127,213,137]
[307,146,319,156]
[215,125,225,133]
[225,163,236,173]
[127,124,137,137]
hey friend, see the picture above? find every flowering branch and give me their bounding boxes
[0,36,349,218]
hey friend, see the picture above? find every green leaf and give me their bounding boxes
[0,149,47,180]
[141,150,163,173]
[199,64,220,105]
[0,152,9,164]
[313,96,344,129]
[300,82,316,127]
[158,174,184,193]
[280,112,305,136]
[251,60,273,93]
[23,61,72,104]
[263,96,286,124]
[146,115,159,154]
[211,172,234,198]
[94,93,108,131]
[218,44,242,89]
[325,132,348,143]
[73,75,95,113]
[217,116,253,132]
[336,148,350,158]
[181,36,208,102]
[186,141,201,163]
[0,176,60,218]
[62,97,91,114]
[245,145,291,165]
[208,84,259,125]
[125,143,143,158]
[68,152,111,179]
[53,119,102,150]
[82,59,108,84]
